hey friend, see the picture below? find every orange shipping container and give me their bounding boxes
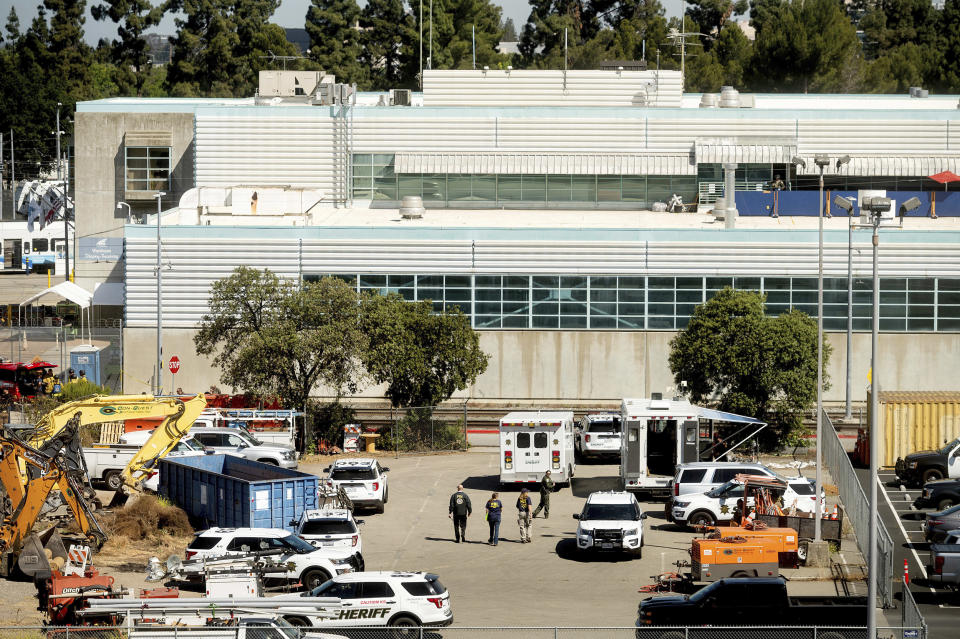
[872,391,960,467]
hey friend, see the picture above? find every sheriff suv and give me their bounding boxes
[293,508,365,568]
[324,459,389,513]
[286,571,453,630]
[672,477,818,528]
[573,491,646,558]
[184,527,359,590]
[575,413,622,461]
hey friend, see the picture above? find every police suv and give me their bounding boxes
[572,491,647,557]
[324,459,389,513]
[184,527,358,590]
[293,508,364,567]
[575,413,622,461]
[671,477,819,528]
[286,571,453,630]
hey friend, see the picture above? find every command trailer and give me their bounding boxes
[499,411,575,486]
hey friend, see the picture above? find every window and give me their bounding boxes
[33,239,48,252]
[187,536,221,550]
[125,146,171,192]
[227,537,268,552]
[516,432,531,448]
[315,581,360,598]
[402,578,446,596]
[226,434,247,447]
[195,433,225,446]
[301,520,357,535]
[533,432,548,449]
[360,582,395,597]
[331,468,376,480]
[679,469,707,483]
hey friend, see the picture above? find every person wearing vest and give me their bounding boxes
[485,492,503,546]
[516,488,533,543]
[532,470,555,519]
[448,484,472,543]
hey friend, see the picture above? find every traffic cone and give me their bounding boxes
[830,505,838,520]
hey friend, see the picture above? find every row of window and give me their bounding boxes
[124,146,171,192]
[306,274,960,332]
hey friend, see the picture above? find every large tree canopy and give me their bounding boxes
[668,288,829,431]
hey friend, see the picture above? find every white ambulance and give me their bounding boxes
[498,411,576,486]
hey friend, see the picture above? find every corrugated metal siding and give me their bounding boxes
[352,117,495,152]
[125,235,960,328]
[422,69,683,107]
[795,155,960,176]
[798,120,950,155]
[195,115,335,188]
[695,141,798,164]
[393,152,694,175]
[881,397,960,466]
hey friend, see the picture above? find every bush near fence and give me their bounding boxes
[388,406,467,452]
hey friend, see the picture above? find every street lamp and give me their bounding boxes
[117,201,131,224]
[831,155,853,422]
[154,191,166,395]
[847,193,921,639]
[53,102,68,281]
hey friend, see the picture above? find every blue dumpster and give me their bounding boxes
[159,455,318,532]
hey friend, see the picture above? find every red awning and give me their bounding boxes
[929,170,960,184]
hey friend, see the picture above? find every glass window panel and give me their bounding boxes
[649,290,674,303]
[503,315,529,328]
[618,289,645,303]
[475,289,501,302]
[939,279,960,291]
[591,276,618,289]
[765,278,791,291]
[676,303,699,317]
[853,278,872,290]
[880,318,906,331]
[445,302,470,314]
[560,315,588,328]
[533,302,559,315]
[823,318,847,331]
[446,275,471,288]
[398,175,422,197]
[939,293,960,305]
[504,276,529,288]
[503,289,529,302]
[590,303,617,315]
[792,291,817,304]
[498,175,523,202]
[766,304,790,315]
[908,318,935,331]
[908,291,934,304]
[881,278,907,290]
[853,291,873,304]
[823,278,847,291]
[676,277,701,289]
[373,165,395,177]
[475,315,502,328]
[648,303,674,315]
[353,154,372,164]
[672,176,697,201]
[445,288,471,302]
[388,275,414,288]
[126,147,147,158]
[591,316,617,328]
[475,276,501,288]
[677,290,703,303]
[939,319,960,330]
[649,277,674,289]
[533,315,559,328]
[880,304,905,318]
[393,288,415,301]
[472,175,496,200]
[372,154,394,164]
[475,302,502,314]
[547,175,572,201]
[852,318,871,330]
[521,175,546,201]
[359,275,386,287]
[447,175,473,200]
[621,176,646,202]
[938,306,960,318]
[619,277,644,289]
[533,276,559,288]
[791,278,817,291]
[571,176,596,202]
[619,303,645,315]
[352,165,373,177]
[422,175,446,201]
[591,289,617,302]
[353,188,372,199]
[373,177,397,200]
[503,301,530,314]
[823,291,848,304]
[908,305,934,318]
[417,275,443,287]
[879,291,906,304]
[560,303,587,315]
[823,305,849,317]
[735,277,761,291]
[559,288,587,302]
[766,291,790,304]
[560,276,587,289]
[597,176,621,202]
[793,304,817,315]
[418,288,443,301]
[647,316,674,329]
[533,288,557,301]
[618,317,645,329]
[706,278,733,290]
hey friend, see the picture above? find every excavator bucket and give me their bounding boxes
[17,527,67,579]
[107,489,129,508]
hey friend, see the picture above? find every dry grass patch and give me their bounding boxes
[96,495,193,568]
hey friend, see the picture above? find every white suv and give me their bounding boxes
[573,491,647,557]
[671,477,818,528]
[283,571,453,630]
[191,427,299,468]
[575,413,622,461]
[324,459,389,513]
[293,508,364,565]
[184,527,358,590]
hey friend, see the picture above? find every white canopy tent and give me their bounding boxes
[19,281,93,343]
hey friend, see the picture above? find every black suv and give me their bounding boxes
[914,478,960,511]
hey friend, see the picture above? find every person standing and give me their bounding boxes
[448,484,472,543]
[770,174,785,218]
[517,488,533,543]
[532,470,555,519]
[485,492,503,545]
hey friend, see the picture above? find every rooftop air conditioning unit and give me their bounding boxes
[392,89,412,106]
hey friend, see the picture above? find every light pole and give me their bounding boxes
[117,201,131,224]
[154,191,166,395]
[834,154,852,421]
[839,193,921,638]
[54,103,68,281]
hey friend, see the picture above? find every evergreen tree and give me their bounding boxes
[938,0,960,91]
[685,0,747,46]
[411,0,506,70]
[859,0,940,90]
[233,1,303,97]
[91,0,163,95]
[501,17,518,41]
[749,0,862,93]
[306,0,366,86]
[361,0,415,90]
[165,0,241,96]
[45,0,94,98]
[4,7,20,42]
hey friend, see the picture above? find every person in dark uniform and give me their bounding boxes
[770,174,785,218]
[517,488,533,543]
[448,484,472,543]
[532,470,555,519]
[485,492,503,545]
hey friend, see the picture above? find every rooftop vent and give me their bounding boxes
[391,89,412,106]
[700,93,719,108]
[719,86,741,108]
[399,196,424,219]
[909,87,929,98]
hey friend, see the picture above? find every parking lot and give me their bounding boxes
[298,450,853,627]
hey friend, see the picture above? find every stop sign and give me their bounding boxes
[168,356,180,374]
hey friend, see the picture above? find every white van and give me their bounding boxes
[499,411,576,486]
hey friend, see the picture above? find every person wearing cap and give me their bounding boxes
[448,484,472,543]
[532,470,555,519]
[516,488,533,543]
[65,368,77,384]
[485,492,503,546]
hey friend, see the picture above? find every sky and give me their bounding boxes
[5,0,687,46]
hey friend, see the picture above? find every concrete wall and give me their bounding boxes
[73,112,195,291]
[122,328,960,404]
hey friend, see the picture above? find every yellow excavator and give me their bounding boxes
[0,394,207,578]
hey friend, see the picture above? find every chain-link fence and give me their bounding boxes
[901,580,927,638]
[822,410,895,609]
[383,405,469,454]
[0,326,122,393]
[0,626,925,639]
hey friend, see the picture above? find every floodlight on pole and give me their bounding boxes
[117,201,131,224]
[831,154,852,421]
[154,191,166,395]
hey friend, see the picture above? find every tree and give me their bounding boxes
[668,288,829,434]
[194,268,369,413]
[942,0,960,91]
[685,0,747,45]
[91,0,163,95]
[361,0,415,90]
[501,17,518,41]
[361,293,489,409]
[412,0,507,71]
[685,22,752,91]
[165,0,242,96]
[305,0,367,86]
[749,0,862,93]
